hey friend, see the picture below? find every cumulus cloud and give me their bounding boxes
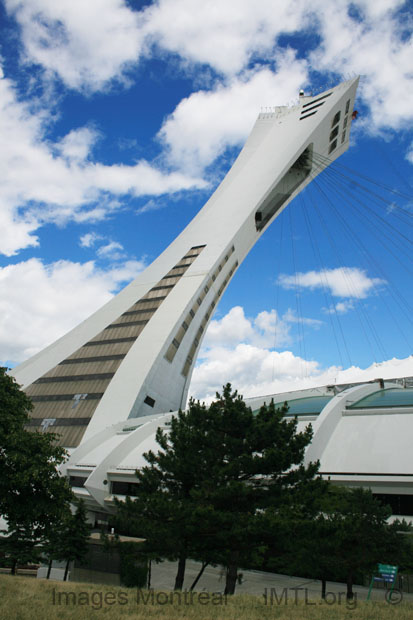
[189,302,412,402]
[5,0,413,144]
[278,267,385,299]
[202,306,321,351]
[0,69,206,256]
[79,232,102,248]
[190,345,413,402]
[96,240,125,260]
[0,257,145,364]
[191,305,324,400]
[55,126,100,163]
[5,0,145,92]
[144,0,310,76]
[191,344,321,402]
[158,56,308,172]
[309,0,413,132]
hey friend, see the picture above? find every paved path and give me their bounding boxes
[150,559,413,605]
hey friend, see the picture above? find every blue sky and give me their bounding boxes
[0,0,412,400]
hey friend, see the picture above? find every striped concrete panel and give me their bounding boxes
[24,245,206,447]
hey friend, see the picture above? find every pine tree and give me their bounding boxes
[115,383,322,593]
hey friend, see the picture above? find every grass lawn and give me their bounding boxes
[1,574,413,620]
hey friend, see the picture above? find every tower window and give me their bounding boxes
[329,139,338,154]
[331,111,341,127]
[330,126,339,141]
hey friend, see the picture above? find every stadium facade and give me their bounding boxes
[60,377,413,522]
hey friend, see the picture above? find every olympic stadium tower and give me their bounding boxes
[10,77,360,457]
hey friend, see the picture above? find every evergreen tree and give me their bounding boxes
[193,385,322,594]
[282,486,413,601]
[0,367,73,572]
[43,499,91,580]
[332,487,410,600]
[115,383,322,594]
[115,397,222,590]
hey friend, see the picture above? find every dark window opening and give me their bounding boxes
[373,493,413,516]
[345,99,350,114]
[331,111,341,127]
[255,144,313,231]
[69,476,87,488]
[144,395,155,408]
[299,110,317,120]
[300,101,326,115]
[111,481,139,497]
[329,139,338,154]
[302,92,332,108]
[330,126,339,141]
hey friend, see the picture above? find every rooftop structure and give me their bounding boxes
[59,376,413,522]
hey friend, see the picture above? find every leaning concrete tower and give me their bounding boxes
[10,77,359,448]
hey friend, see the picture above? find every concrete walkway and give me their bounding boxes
[150,559,413,605]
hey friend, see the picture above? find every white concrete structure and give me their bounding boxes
[10,77,360,450]
[59,377,413,521]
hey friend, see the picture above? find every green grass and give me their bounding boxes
[1,574,413,620]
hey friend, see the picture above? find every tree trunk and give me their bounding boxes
[47,558,53,579]
[224,550,239,595]
[10,559,17,575]
[63,559,70,582]
[190,562,209,591]
[147,559,152,590]
[174,550,186,591]
[346,573,354,600]
[321,578,326,599]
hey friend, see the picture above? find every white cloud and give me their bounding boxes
[191,343,321,402]
[56,127,100,163]
[144,0,310,76]
[189,303,413,401]
[192,305,324,400]
[0,257,145,364]
[158,56,308,172]
[5,0,413,145]
[79,232,102,248]
[190,344,413,402]
[149,0,413,144]
[309,0,413,132]
[202,306,314,351]
[324,300,356,315]
[0,69,206,256]
[5,0,145,92]
[96,240,125,260]
[278,267,385,299]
